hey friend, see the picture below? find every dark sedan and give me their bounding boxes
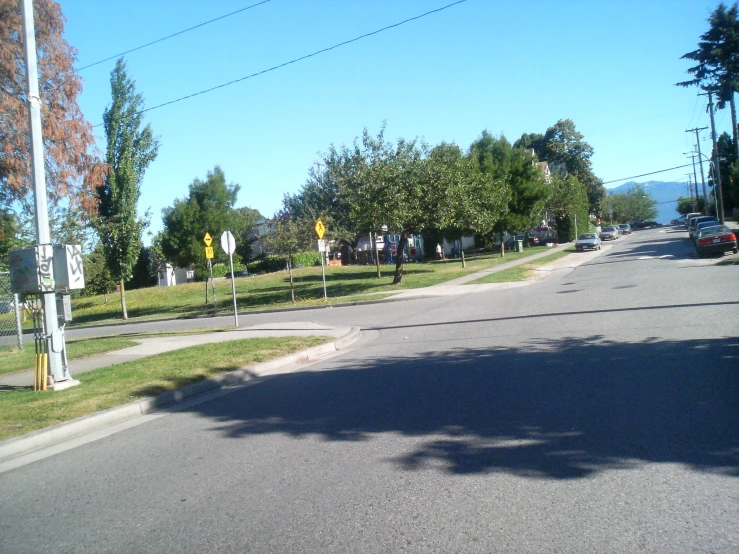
[695,225,738,257]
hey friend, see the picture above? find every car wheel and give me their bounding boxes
[733,247,738,254]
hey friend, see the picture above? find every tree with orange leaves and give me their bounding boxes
[0,0,103,213]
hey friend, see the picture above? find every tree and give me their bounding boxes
[93,58,159,320]
[262,212,313,303]
[468,131,548,236]
[547,175,590,242]
[0,0,103,212]
[82,243,116,299]
[606,184,658,223]
[515,120,606,216]
[160,166,239,270]
[677,195,705,215]
[232,206,264,263]
[678,2,739,158]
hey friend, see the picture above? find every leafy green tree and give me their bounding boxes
[468,131,548,236]
[547,175,590,242]
[93,58,159,319]
[160,166,239,269]
[82,243,116,299]
[232,206,264,263]
[677,195,705,214]
[515,120,605,216]
[606,185,658,222]
[713,131,739,213]
[262,212,313,303]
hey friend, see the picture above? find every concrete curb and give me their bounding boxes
[0,327,361,465]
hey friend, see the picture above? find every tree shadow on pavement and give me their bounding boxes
[181,334,739,480]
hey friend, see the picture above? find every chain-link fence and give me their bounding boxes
[0,272,23,352]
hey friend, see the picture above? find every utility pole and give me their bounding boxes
[685,174,693,203]
[314,161,324,183]
[684,153,700,205]
[705,91,726,224]
[21,0,75,389]
[686,127,709,211]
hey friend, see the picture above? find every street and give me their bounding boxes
[2,228,738,553]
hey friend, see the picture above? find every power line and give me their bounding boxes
[602,164,692,185]
[92,0,469,127]
[77,0,272,71]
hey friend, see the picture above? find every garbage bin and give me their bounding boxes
[515,239,523,252]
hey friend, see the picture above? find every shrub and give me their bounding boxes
[291,251,321,267]
[246,255,286,274]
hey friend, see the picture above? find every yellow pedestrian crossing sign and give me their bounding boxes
[315,219,326,239]
[205,246,214,259]
[204,233,213,247]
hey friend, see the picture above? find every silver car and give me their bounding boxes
[575,232,602,251]
[600,226,620,240]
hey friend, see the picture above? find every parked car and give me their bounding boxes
[692,219,719,243]
[575,232,601,251]
[617,223,631,235]
[688,216,716,239]
[528,235,541,247]
[684,212,703,229]
[633,220,661,229]
[225,269,250,278]
[0,298,15,314]
[600,226,620,240]
[694,225,738,257]
[671,214,688,225]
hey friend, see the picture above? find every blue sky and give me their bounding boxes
[58,0,729,240]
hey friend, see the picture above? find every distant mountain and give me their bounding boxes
[606,181,692,223]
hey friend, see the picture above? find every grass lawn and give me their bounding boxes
[68,247,555,325]
[465,248,576,284]
[0,327,231,377]
[0,336,329,441]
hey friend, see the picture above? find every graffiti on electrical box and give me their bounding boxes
[67,245,84,288]
[37,245,55,292]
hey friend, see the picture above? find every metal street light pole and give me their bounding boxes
[21,0,74,388]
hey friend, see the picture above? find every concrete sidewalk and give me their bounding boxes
[0,321,353,388]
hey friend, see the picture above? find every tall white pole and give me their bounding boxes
[21,0,71,385]
[228,252,238,327]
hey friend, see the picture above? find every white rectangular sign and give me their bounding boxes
[317,239,326,252]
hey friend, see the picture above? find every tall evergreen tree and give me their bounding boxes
[94,58,159,320]
[678,2,739,158]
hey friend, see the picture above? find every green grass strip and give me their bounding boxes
[0,336,329,441]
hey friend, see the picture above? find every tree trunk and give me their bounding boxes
[392,232,408,285]
[288,255,295,303]
[732,94,739,161]
[119,280,128,320]
[500,234,505,258]
[461,248,466,269]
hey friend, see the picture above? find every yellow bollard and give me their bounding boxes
[34,354,40,391]
[41,353,47,391]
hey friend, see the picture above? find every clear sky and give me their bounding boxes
[57,0,729,240]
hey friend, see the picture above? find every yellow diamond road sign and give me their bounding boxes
[315,219,326,239]
[205,246,214,259]
[204,233,213,247]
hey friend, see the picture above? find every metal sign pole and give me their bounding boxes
[209,259,216,306]
[320,250,327,301]
[228,251,238,327]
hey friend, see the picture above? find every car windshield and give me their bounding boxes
[603,227,617,232]
[618,224,629,229]
[578,233,597,240]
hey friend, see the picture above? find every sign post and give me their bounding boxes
[220,230,238,327]
[204,233,216,306]
[315,220,327,301]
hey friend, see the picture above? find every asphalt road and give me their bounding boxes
[2,228,738,553]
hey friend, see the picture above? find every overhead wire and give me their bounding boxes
[602,164,692,185]
[91,0,470,127]
[76,0,272,71]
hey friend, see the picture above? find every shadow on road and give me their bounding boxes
[182,335,739,480]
